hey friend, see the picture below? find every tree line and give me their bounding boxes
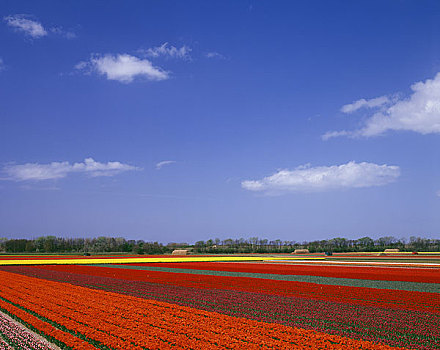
[0,235,439,254]
[194,236,440,254]
[0,236,172,254]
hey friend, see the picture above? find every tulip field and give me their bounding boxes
[0,254,439,349]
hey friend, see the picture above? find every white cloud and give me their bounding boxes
[3,158,139,181]
[242,161,400,195]
[0,58,5,71]
[325,72,440,139]
[205,52,226,59]
[4,15,47,38]
[321,130,350,141]
[144,43,191,60]
[156,160,176,170]
[76,54,169,83]
[340,95,391,113]
[436,190,440,197]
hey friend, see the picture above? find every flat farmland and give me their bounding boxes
[0,254,439,349]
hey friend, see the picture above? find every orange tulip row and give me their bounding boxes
[0,298,94,349]
[0,270,404,349]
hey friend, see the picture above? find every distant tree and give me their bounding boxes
[356,237,374,251]
[25,240,35,252]
[5,239,27,253]
[0,238,7,252]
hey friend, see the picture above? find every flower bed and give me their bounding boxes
[11,264,438,313]
[120,261,440,283]
[0,271,402,350]
[0,256,439,349]
[0,310,55,350]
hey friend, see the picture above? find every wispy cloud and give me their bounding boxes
[340,95,391,114]
[50,26,76,39]
[242,161,400,195]
[3,158,139,181]
[20,184,60,191]
[0,58,5,71]
[205,51,226,60]
[4,15,47,38]
[156,160,176,170]
[4,15,76,39]
[76,54,169,83]
[324,72,440,139]
[144,43,191,60]
[321,130,350,141]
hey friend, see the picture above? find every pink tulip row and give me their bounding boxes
[0,338,12,350]
[0,311,54,350]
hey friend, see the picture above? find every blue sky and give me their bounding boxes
[1,1,440,243]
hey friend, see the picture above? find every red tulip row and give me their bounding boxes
[23,264,440,314]
[0,270,403,350]
[2,265,440,348]
[122,261,440,283]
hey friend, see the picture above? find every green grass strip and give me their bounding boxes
[93,264,440,293]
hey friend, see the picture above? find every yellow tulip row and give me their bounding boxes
[0,255,325,266]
